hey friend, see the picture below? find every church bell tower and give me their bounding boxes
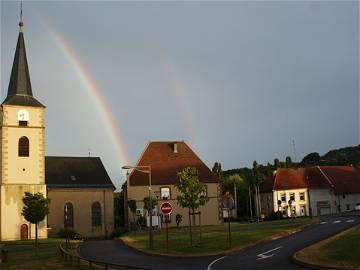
[0,19,47,241]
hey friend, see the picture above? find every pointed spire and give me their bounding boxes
[2,13,45,107]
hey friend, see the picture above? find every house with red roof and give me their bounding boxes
[260,166,360,217]
[124,141,222,227]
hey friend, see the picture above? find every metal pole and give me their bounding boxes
[249,186,253,221]
[149,166,154,249]
[234,182,237,219]
[228,207,231,248]
[165,218,169,252]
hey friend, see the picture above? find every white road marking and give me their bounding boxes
[320,222,327,224]
[333,220,341,224]
[256,246,282,260]
[346,219,355,223]
[207,256,227,270]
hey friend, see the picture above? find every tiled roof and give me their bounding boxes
[129,141,219,186]
[45,156,115,189]
[320,166,360,194]
[260,166,360,194]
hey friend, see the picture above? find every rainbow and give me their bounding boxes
[41,22,129,169]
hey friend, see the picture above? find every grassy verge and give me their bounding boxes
[122,217,315,255]
[296,225,360,269]
[0,238,90,270]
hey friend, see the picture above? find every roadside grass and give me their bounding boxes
[296,225,360,269]
[0,238,90,270]
[123,217,314,255]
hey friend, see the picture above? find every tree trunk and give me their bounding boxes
[35,223,38,256]
[188,210,193,247]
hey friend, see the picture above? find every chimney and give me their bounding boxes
[173,143,178,153]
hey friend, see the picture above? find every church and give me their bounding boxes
[0,20,115,241]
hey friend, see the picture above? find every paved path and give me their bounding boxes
[79,215,360,270]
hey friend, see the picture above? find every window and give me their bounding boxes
[18,136,29,157]
[343,194,346,199]
[281,193,286,202]
[19,121,28,126]
[290,193,295,201]
[160,187,170,200]
[346,204,350,211]
[299,192,305,201]
[64,203,74,228]
[91,202,102,226]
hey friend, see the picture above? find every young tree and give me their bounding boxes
[143,196,157,212]
[21,192,51,255]
[228,174,243,218]
[175,167,208,246]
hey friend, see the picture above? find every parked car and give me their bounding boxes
[355,203,360,211]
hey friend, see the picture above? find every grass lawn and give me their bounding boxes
[0,239,90,270]
[122,217,314,255]
[296,225,360,269]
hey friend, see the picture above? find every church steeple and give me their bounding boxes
[2,20,44,107]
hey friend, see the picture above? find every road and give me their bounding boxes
[79,215,360,270]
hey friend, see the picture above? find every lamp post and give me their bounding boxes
[122,165,153,249]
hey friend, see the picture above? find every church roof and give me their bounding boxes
[2,22,44,107]
[129,141,219,186]
[45,157,115,189]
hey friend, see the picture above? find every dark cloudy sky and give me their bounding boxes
[1,1,359,189]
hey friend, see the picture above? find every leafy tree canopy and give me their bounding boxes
[22,192,50,224]
[175,167,208,210]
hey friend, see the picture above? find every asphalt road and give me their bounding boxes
[79,215,360,270]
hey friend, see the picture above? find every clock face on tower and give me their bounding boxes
[17,109,29,121]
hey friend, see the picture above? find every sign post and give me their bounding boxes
[160,202,173,252]
[223,193,235,248]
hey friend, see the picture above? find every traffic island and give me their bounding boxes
[121,218,318,257]
[293,225,360,270]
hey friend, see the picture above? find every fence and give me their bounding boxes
[59,243,157,270]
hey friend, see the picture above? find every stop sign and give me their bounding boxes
[160,202,173,215]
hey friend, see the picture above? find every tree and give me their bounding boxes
[212,161,222,176]
[228,174,243,218]
[21,192,50,255]
[301,152,320,166]
[128,200,137,229]
[175,167,208,246]
[274,158,281,170]
[285,156,293,168]
[114,191,124,228]
[143,196,157,212]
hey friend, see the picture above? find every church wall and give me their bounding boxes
[47,188,114,238]
[0,184,47,241]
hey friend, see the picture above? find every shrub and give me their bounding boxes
[110,227,128,239]
[58,228,78,239]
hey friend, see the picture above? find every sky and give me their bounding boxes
[1,1,359,190]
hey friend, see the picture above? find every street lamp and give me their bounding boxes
[122,165,154,249]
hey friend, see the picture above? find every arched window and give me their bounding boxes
[64,202,74,228]
[91,202,102,227]
[18,136,29,157]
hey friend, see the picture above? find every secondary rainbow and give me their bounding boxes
[42,22,129,167]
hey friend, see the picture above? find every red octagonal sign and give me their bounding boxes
[160,202,173,215]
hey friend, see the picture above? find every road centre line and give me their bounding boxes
[333,220,341,223]
[256,246,283,260]
[320,222,327,224]
[346,219,355,223]
[207,256,227,270]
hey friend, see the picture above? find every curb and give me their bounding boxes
[292,225,360,270]
[120,219,319,258]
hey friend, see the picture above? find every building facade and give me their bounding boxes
[46,157,115,238]
[125,141,222,228]
[260,166,360,217]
